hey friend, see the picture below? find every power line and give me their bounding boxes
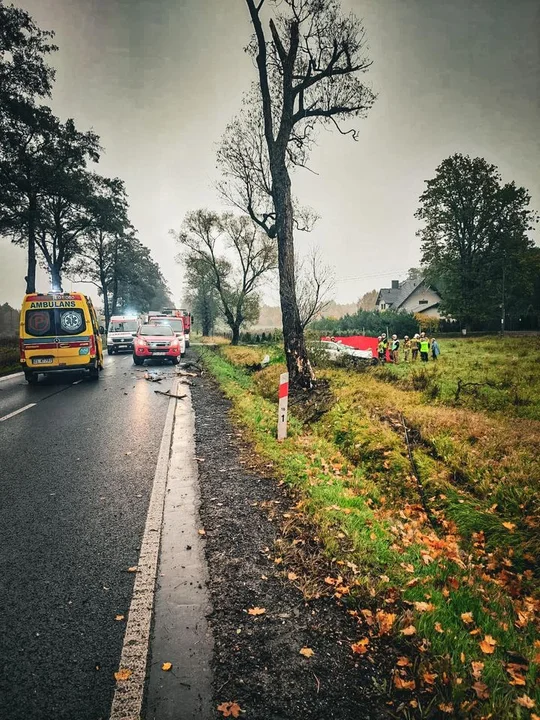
[334,269,410,283]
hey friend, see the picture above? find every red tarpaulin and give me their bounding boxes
[321,335,390,361]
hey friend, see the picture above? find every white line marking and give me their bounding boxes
[0,403,36,422]
[72,379,83,385]
[109,379,178,720]
[0,372,23,383]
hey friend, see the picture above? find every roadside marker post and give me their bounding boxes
[277,372,289,441]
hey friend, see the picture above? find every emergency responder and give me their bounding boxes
[420,335,430,362]
[411,334,420,361]
[390,334,400,363]
[403,336,411,362]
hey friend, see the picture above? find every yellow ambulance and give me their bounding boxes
[19,292,104,384]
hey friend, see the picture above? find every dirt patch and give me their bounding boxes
[191,372,393,720]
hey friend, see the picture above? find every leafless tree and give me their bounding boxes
[296,247,334,328]
[173,210,277,345]
[217,0,375,388]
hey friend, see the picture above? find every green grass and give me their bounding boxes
[200,344,540,719]
[375,336,540,420]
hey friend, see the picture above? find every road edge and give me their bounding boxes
[109,378,178,720]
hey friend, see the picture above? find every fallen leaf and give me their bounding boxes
[161,662,172,671]
[401,625,417,636]
[516,694,535,709]
[114,668,132,681]
[502,522,516,532]
[414,601,435,612]
[217,701,244,718]
[396,656,412,667]
[376,610,396,635]
[438,703,454,714]
[460,652,466,663]
[299,647,314,658]
[198,528,206,536]
[471,661,484,680]
[472,681,490,699]
[247,607,265,616]
[434,622,444,633]
[114,614,125,621]
[461,612,474,624]
[287,572,298,581]
[479,635,497,654]
[351,638,369,655]
[394,675,416,691]
[127,566,138,573]
[506,663,527,686]
[422,672,437,685]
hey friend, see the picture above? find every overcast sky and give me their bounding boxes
[1,0,539,308]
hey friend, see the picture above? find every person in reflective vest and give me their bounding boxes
[390,334,400,363]
[420,336,430,362]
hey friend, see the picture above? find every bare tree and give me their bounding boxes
[173,210,277,345]
[296,247,334,328]
[218,0,375,388]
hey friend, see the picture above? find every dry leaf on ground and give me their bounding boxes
[438,703,454,714]
[394,675,416,691]
[217,701,244,717]
[479,635,497,654]
[516,695,535,709]
[471,661,484,680]
[299,647,314,658]
[351,638,369,655]
[127,566,138,573]
[376,610,396,634]
[114,614,124,621]
[472,681,490,699]
[414,601,435,612]
[461,612,474,624]
[114,669,132,681]
[287,572,298,581]
[247,607,265,616]
[161,662,172,671]
[401,624,417,636]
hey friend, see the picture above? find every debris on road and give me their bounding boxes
[144,371,164,382]
[153,389,187,400]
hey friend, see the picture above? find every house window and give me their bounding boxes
[380,303,386,310]
[418,300,428,305]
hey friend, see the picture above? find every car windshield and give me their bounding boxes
[140,325,173,336]
[108,320,138,332]
[155,318,183,332]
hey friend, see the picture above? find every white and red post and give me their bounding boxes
[277,372,289,441]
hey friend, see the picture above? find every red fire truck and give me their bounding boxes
[161,307,192,347]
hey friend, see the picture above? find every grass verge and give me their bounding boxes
[200,345,539,720]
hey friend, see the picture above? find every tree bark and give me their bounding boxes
[231,324,240,345]
[25,194,37,294]
[273,163,314,388]
[50,263,63,292]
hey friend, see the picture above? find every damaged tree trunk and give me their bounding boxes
[273,164,314,388]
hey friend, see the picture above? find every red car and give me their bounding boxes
[133,324,180,365]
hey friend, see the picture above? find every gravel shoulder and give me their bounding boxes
[191,371,393,720]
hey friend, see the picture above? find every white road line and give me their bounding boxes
[109,379,178,720]
[72,379,83,385]
[0,403,36,422]
[0,372,23,383]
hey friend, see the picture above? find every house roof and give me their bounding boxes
[376,276,426,309]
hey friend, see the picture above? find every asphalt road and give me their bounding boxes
[0,354,179,720]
